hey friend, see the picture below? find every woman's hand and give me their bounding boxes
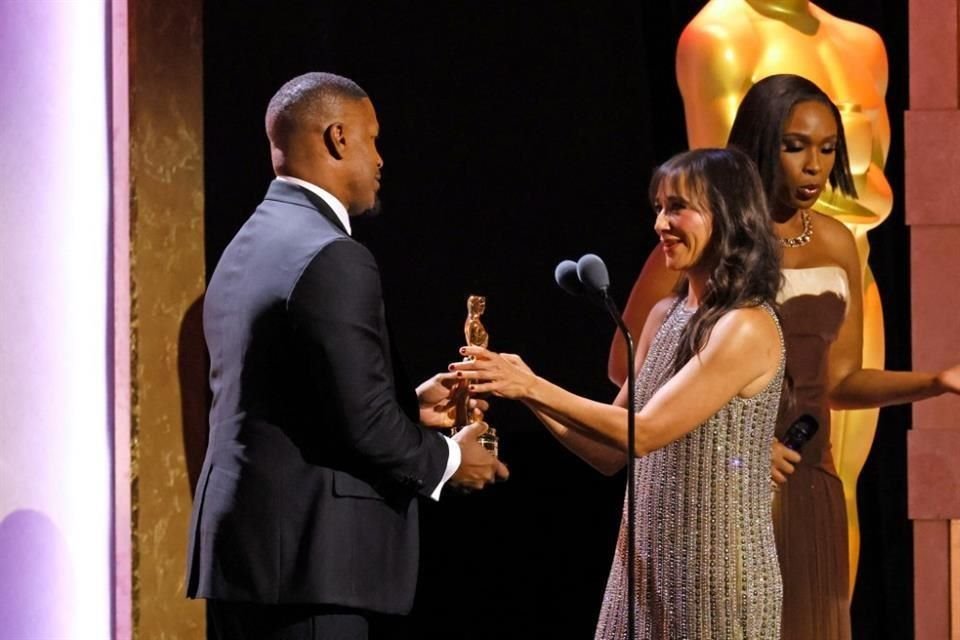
[771,440,802,485]
[935,363,960,395]
[450,346,538,400]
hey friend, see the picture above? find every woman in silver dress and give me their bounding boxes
[452,147,785,639]
[607,75,960,640]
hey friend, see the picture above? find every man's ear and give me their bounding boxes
[323,122,347,159]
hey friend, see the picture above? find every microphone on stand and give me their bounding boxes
[574,253,609,292]
[576,254,621,318]
[553,259,590,298]
[555,254,637,640]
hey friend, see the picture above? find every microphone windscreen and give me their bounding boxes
[577,253,610,294]
[781,414,819,452]
[554,260,587,296]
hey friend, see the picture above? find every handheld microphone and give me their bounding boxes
[780,414,819,452]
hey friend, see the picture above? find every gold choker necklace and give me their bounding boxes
[781,209,813,248]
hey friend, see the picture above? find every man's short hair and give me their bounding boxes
[265,72,368,146]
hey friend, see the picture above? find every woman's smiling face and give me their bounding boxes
[653,182,713,274]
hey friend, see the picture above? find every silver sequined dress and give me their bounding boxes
[595,300,784,640]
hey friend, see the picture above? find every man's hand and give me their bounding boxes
[771,440,802,485]
[416,372,489,429]
[449,421,509,490]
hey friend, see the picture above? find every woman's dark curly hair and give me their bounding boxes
[649,147,783,374]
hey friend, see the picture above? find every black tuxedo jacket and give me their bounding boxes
[186,179,450,614]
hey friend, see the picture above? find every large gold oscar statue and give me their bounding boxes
[676,0,892,592]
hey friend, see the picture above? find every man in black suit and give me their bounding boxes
[186,72,508,639]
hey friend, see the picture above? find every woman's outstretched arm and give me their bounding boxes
[819,216,960,408]
[509,297,675,475]
[455,305,782,456]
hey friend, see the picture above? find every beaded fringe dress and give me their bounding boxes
[595,300,784,640]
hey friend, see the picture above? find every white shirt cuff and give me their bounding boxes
[429,436,461,501]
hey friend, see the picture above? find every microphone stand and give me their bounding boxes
[561,254,637,638]
[601,290,636,640]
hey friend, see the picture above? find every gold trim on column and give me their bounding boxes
[128,0,205,637]
[129,274,141,631]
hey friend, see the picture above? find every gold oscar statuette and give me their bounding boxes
[451,295,498,457]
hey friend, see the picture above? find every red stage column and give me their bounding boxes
[907,1,960,637]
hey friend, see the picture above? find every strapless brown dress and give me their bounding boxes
[775,266,851,640]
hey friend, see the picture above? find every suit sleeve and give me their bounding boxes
[287,238,449,496]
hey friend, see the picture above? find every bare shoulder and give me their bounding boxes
[811,212,858,265]
[717,305,779,336]
[709,305,781,360]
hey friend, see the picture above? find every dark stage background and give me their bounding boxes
[204,2,912,638]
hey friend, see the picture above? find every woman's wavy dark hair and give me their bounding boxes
[727,74,858,205]
[649,147,783,374]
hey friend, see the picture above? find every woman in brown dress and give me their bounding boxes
[610,74,960,640]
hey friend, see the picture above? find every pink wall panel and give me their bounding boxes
[910,0,958,109]
[909,0,960,635]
